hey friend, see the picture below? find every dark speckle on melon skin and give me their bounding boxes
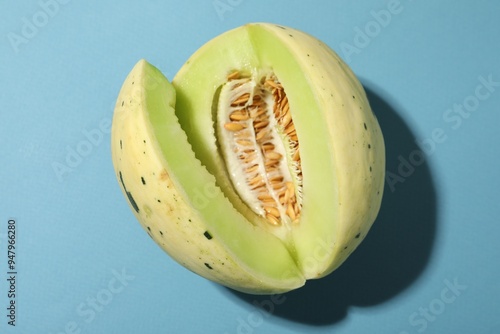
[119,171,139,213]
[204,231,213,240]
[204,263,213,270]
[141,176,146,185]
[355,233,361,239]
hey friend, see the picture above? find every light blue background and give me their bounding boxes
[1,1,499,333]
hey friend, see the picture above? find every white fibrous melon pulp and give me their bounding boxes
[111,23,385,294]
[216,72,302,227]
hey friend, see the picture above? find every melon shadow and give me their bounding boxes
[221,84,438,326]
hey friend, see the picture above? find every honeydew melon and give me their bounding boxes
[111,23,385,294]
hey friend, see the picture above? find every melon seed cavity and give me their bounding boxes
[216,70,303,226]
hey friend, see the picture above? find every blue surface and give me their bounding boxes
[1,1,499,333]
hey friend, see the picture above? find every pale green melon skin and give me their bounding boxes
[111,23,385,294]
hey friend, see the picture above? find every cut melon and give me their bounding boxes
[111,23,385,294]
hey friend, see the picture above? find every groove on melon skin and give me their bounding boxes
[111,59,304,294]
